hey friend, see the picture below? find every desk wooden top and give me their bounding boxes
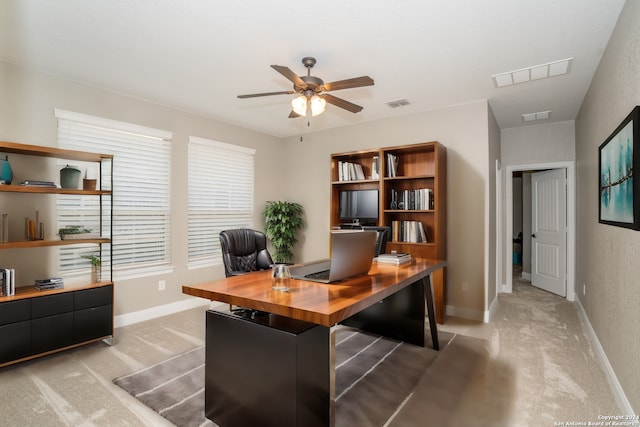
[182,258,447,327]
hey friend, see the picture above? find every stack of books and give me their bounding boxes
[376,253,412,265]
[1,268,15,296]
[21,180,58,188]
[34,277,64,291]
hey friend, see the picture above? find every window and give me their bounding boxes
[188,136,255,267]
[55,109,173,277]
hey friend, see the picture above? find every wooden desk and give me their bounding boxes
[182,258,446,427]
[183,258,446,329]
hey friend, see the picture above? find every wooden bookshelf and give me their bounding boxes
[331,141,447,322]
[0,141,114,367]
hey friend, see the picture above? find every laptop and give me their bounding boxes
[290,230,377,283]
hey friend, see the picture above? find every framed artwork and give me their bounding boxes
[599,106,640,229]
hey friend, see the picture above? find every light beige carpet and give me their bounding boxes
[113,328,487,427]
[0,278,625,426]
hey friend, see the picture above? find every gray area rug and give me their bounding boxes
[114,328,483,427]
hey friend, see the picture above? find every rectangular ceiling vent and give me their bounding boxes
[522,110,551,122]
[386,98,411,108]
[492,58,573,88]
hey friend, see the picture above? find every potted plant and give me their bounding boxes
[263,201,304,264]
[82,252,101,283]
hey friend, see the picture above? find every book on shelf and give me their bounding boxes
[337,160,366,181]
[389,188,433,210]
[391,220,428,243]
[21,180,58,188]
[376,253,412,265]
[386,153,398,177]
[34,277,64,290]
[0,268,15,296]
[35,277,64,285]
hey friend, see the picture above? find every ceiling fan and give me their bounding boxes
[237,57,374,118]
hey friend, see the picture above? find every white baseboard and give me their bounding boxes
[575,297,637,417]
[114,297,225,328]
[485,295,499,323]
[521,271,531,281]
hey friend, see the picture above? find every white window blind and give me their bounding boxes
[188,136,255,266]
[55,109,173,275]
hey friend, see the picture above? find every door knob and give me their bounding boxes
[531,233,536,238]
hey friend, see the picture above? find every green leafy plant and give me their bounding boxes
[263,201,304,264]
[81,253,101,267]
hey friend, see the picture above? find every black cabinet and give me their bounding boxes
[0,284,113,367]
[74,304,112,343]
[0,321,31,364]
[32,313,74,354]
[32,293,74,318]
[205,310,330,427]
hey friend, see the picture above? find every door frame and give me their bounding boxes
[503,161,575,301]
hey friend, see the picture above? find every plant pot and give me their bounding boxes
[83,178,97,191]
[91,265,101,283]
[60,165,81,189]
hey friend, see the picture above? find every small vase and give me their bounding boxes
[91,265,101,283]
[0,156,13,185]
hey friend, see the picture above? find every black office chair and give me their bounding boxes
[362,226,390,256]
[219,229,274,318]
[219,228,274,277]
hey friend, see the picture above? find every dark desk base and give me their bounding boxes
[341,277,439,350]
[204,277,439,426]
[205,310,330,427]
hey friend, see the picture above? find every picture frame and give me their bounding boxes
[598,105,640,230]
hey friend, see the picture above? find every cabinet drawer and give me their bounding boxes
[0,320,31,364]
[74,285,113,310]
[74,304,113,343]
[32,293,74,318]
[0,299,31,326]
[32,313,74,354]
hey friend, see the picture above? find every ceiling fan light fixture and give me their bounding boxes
[291,95,307,116]
[310,95,326,116]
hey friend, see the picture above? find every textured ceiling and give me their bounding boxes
[0,0,626,137]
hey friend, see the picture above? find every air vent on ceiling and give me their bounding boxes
[386,98,410,108]
[522,110,551,122]
[492,58,573,88]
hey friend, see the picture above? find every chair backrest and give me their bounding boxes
[362,226,390,256]
[219,229,274,277]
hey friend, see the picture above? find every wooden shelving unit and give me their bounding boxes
[330,141,447,322]
[0,141,114,367]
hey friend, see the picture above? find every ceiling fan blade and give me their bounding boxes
[321,76,374,92]
[271,65,306,87]
[323,94,364,113]
[237,91,295,99]
[288,110,300,118]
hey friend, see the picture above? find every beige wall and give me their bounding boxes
[575,0,640,412]
[281,100,494,319]
[0,60,285,316]
[499,120,576,286]
[1,59,498,321]
[502,120,575,166]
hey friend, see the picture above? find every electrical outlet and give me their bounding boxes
[158,280,166,291]
[583,283,586,296]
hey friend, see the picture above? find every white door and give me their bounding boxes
[531,169,566,296]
